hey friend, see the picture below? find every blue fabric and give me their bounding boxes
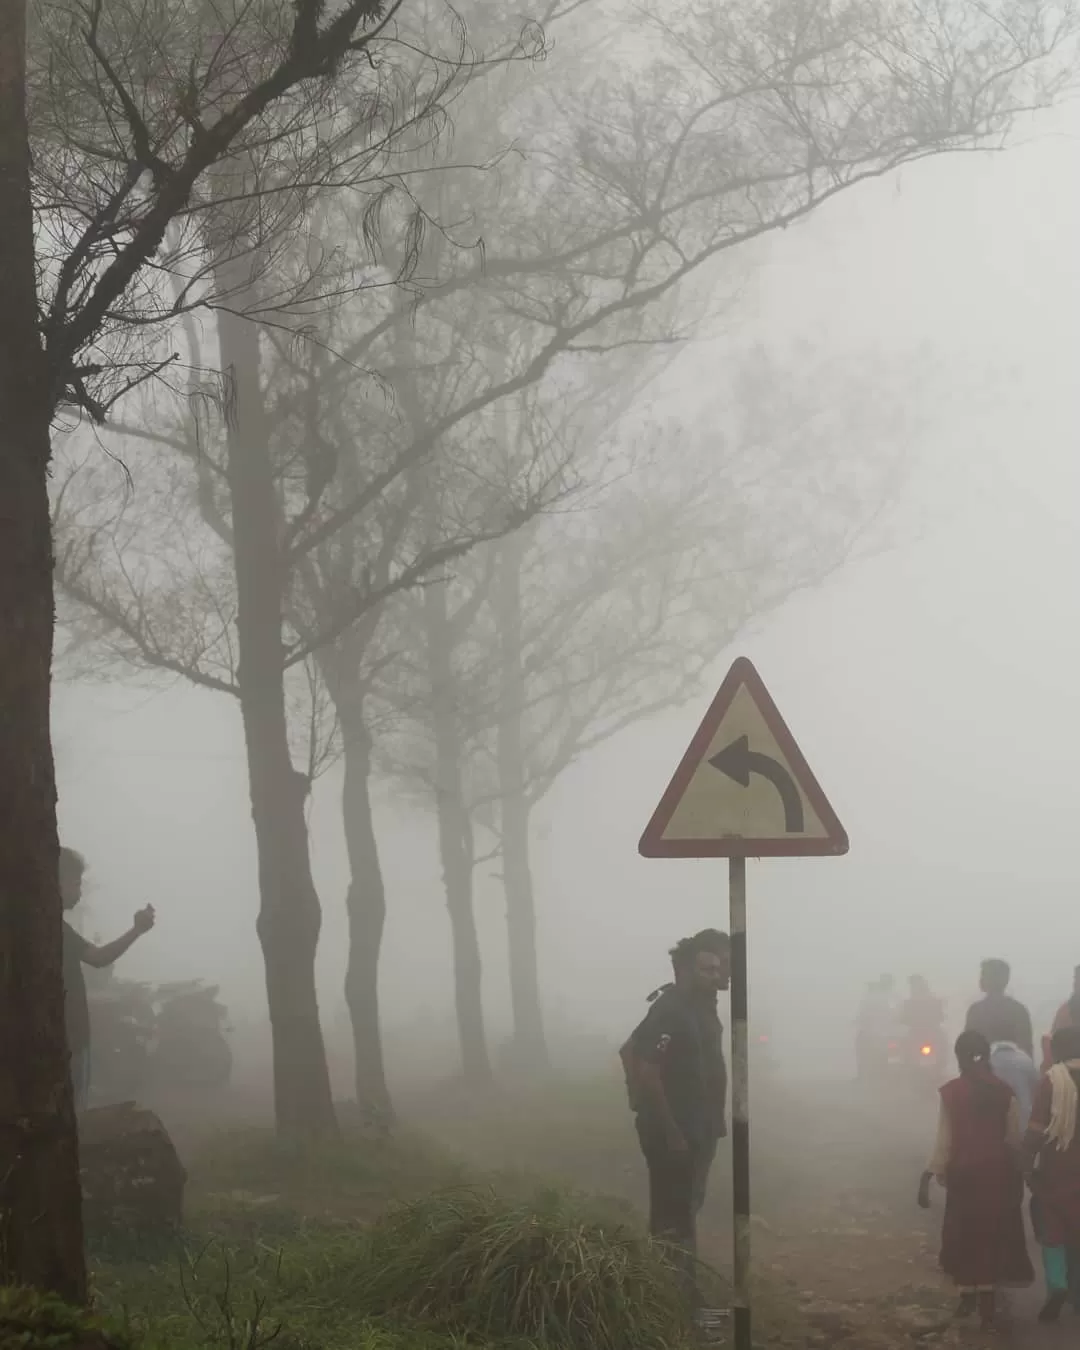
[1042,1245,1069,1293]
[989,1042,1038,1131]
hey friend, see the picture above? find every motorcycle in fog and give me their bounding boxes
[153,981,233,1091]
[885,1028,946,1090]
[88,976,157,1102]
[87,975,232,1104]
[751,1019,779,1077]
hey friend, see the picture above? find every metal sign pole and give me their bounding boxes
[729,855,751,1350]
[637,658,849,1346]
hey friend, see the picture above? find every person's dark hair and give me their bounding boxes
[955,1030,998,1113]
[59,847,86,877]
[1069,965,1080,1023]
[956,1029,991,1071]
[1050,1025,1080,1065]
[670,928,730,974]
[981,958,1010,994]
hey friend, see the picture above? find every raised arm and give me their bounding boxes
[82,906,155,968]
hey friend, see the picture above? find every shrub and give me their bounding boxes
[0,1286,132,1350]
[346,1187,710,1350]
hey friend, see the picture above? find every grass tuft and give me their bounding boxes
[0,1285,133,1350]
[188,1127,466,1221]
[343,1187,710,1350]
[86,1114,735,1350]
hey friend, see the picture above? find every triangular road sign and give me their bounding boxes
[639,657,848,859]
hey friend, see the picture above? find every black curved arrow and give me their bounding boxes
[708,735,804,833]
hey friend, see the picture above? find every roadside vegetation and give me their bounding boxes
[73,1117,734,1350]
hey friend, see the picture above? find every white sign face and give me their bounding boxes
[638,658,848,859]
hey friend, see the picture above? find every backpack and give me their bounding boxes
[618,983,672,1111]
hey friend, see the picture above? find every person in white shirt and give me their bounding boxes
[989,1040,1039,1132]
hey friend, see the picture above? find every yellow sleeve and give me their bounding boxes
[928,1099,951,1177]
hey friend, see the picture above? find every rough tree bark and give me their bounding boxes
[216,275,337,1140]
[423,549,492,1087]
[495,533,548,1069]
[336,690,394,1126]
[0,0,87,1298]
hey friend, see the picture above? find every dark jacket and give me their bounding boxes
[628,984,727,1144]
[965,993,1034,1059]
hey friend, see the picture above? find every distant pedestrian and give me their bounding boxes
[918,1030,1032,1329]
[1024,1025,1080,1323]
[989,1040,1039,1132]
[1039,965,1080,1072]
[965,959,1034,1059]
[61,847,155,1112]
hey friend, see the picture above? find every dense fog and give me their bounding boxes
[11,2,1080,1339]
[52,101,1080,1096]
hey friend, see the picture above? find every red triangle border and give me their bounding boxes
[638,657,849,859]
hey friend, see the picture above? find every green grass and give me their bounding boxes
[0,1285,134,1350]
[84,1118,720,1350]
[77,1082,809,1350]
[89,1188,710,1350]
[187,1125,467,1220]
[93,1223,378,1350]
[343,1187,714,1350]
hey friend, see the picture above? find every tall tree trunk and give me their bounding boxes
[424,575,491,1087]
[495,534,548,1069]
[217,280,337,1140]
[0,0,87,1298]
[337,695,394,1128]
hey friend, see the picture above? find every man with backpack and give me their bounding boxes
[620,928,730,1300]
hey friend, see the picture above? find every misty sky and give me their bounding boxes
[52,103,1080,1088]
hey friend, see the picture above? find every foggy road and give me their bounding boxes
[403,1069,968,1346]
[1007,1285,1070,1349]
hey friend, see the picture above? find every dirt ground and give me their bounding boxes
[396,1068,1073,1350]
[149,1062,1072,1350]
[703,1080,1077,1350]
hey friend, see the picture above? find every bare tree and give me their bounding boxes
[375,344,923,1070]
[3,0,550,1295]
[315,0,1080,1081]
[0,0,87,1304]
[488,349,925,1066]
[46,0,553,1147]
[51,0,1080,1127]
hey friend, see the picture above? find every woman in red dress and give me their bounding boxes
[920,1029,1033,1328]
[1024,1025,1080,1322]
